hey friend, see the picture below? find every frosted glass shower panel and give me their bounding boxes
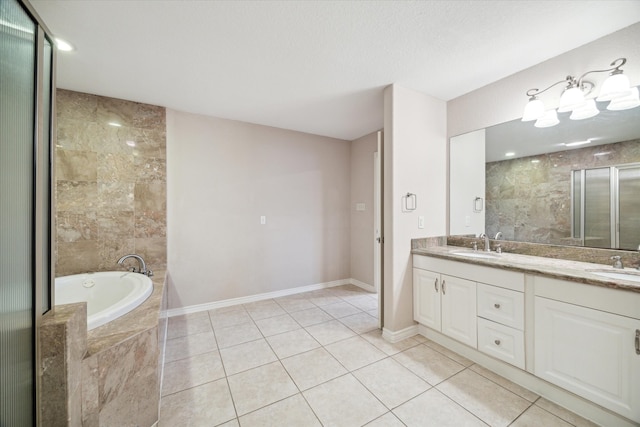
[618,166,640,250]
[584,168,611,249]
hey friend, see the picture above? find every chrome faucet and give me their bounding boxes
[117,254,153,277]
[610,255,624,269]
[494,231,503,240]
[478,233,491,252]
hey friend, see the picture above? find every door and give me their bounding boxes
[535,297,640,422]
[441,275,477,347]
[413,268,440,330]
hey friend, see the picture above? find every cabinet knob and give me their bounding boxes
[494,303,501,309]
[494,339,501,346]
[434,278,439,292]
[442,280,446,295]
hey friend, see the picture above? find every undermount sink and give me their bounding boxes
[588,270,640,283]
[450,251,501,260]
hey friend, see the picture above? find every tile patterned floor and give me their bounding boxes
[159,284,599,427]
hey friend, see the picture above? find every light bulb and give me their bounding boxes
[597,73,631,102]
[570,99,599,120]
[534,110,559,128]
[558,87,585,112]
[522,98,545,121]
[606,87,640,111]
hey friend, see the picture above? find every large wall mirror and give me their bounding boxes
[450,93,640,250]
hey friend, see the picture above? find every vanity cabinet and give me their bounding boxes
[413,268,477,348]
[534,277,640,422]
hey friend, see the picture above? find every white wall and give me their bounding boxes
[166,109,351,309]
[448,23,640,137]
[449,129,485,236]
[383,84,447,333]
[350,131,378,288]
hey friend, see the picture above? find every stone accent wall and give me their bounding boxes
[55,90,166,276]
[485,138,640,246]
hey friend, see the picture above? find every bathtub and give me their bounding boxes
[55,271,153,330]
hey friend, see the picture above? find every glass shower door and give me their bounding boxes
[618,166,640,250]
[0,0,37,424]
[583,167,612,249]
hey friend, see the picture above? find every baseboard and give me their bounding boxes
[382,324,419,343]
[165,278,353,317]
[350,278,376,293]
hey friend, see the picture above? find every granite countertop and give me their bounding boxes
[86,270,166,356]
[412,246,640,293]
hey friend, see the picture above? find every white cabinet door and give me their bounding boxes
[413,268,441,330]
[535,297,640,422]
[441,275,477,348]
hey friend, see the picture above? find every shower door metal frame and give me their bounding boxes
[571,162,640,249]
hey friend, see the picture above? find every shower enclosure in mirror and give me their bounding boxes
[449,90,640,251]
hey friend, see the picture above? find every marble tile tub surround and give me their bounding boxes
[485,138,640,246]
[55,89,167,276]
[41,271,166,427]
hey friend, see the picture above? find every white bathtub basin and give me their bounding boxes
[55,271,153,330]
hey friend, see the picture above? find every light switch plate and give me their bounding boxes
[418,216,425,229]
[260,216,266,225]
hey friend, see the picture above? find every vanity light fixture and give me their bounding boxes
[522,58,639,127]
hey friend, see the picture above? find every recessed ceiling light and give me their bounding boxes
[505,152,515,157]
[54,38,74,52]
[108,122,122,127]
[564,140,591,147]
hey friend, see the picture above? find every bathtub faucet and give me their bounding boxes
[117,254,153,277]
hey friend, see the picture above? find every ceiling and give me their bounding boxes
[30,0,640,141]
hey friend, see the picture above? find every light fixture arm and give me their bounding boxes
[526,77,573,99]
[576,58,626,87]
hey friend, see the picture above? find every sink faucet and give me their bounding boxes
[494,231,503,240]
[610,255,624,269]
[478,233,491,252]
[117,254,153,277]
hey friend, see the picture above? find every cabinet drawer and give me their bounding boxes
[477,283,524,330]
[477,317,525,369]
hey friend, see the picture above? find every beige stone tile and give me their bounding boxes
[56,241,101,276]
[244,300,287,321]
[393,388,487,427]
[365,412,406,426]
[98,238,135,271]
[321,301,362,318]
[535,398,600,427]
[367,309,379,318]
[281,348,347,391]
[361,330,420,356]
[134,236,167,270]
[274,296,316,313]
[219,339,277,375]
[307,294,343,307]
[161,351,225,396]
[469,364,538,402]
[413,334,428,343]
[289,307,334,327]
[57,89,98,122]
[423,339,474,367]
[134,156,166,183]
[167,311,212,339]
[133,210,166,238]
[305,319,357,345]
[265,328,320,359]
[159,378,235,427]
[436,369,530,427]
[254,313,301,337]
[325,336,386,371]
[134,181,166,211]
[303,374,387,427]
[215,322,263,349]
[238,394,321,427]
[164,330,217,363]
[56,150,97,181]
[97,95,165,130]
[97,181,134,211]
[353,358,431,409]
[133,128,167,159]
[227,362,298,416]
[511,404,573,427]
[218,419,239,427]
[56,181,98,212]
[56,211,98,243]
[97,152,136,183]
[209,306,253,329]
[97,211,134,240]
[339,312,379,334]
[392,344,465,385]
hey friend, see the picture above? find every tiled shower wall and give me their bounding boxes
[55,89,166,276]
[485,138,640,245]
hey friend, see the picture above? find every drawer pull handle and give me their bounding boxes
[494,303,501,309]
[636,330,639,355]
[434,278,439,292]
[494,339,501,346]
[442,280,446,295]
